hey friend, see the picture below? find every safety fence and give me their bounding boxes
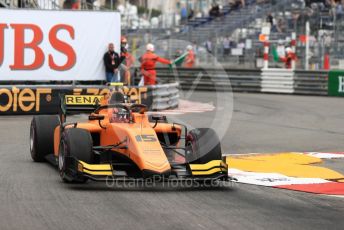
[0,83,179,115]
[153,67,330,96]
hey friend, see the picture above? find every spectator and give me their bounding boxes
[276,18,286,33]
[181,4,188,24]
[229,0,245,9]
[195,11,203,18]
[204,39,213,54]
[71,0,80,10]
[280,47,297,69]
[17,0,26,8]
[119,36,135,86]
[103,43,125,83]
[209,3,221,17]
[223,36,231,58]
[184,45,196,68]
[335,0,344,18]
[63,0,72,9]
[188,8,194,20]
[266,13,274,27]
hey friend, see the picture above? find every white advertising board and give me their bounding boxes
[0,9,121,81]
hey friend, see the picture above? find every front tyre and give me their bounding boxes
[185,128,222,164]
[59,128,94,183]
[30,115,60,162]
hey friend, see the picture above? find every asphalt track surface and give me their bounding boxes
[0,92,344,230]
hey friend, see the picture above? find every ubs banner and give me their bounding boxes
[0,9,120,81]
[0,86,153,115]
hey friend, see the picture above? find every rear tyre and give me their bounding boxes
[59,128,94,183]
[185,128,222,164]
[30,115,60,162]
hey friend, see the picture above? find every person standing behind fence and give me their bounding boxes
[139,43,171,86]
[223,36,231,59]
[280,47,296,69]
[103,43,125,83]
[71,0,80,9]
[120,36,135,86]
[205,39,212,54]
[181,4,188,24]
[184,45,195,68]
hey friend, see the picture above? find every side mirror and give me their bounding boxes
[89,115,105,121]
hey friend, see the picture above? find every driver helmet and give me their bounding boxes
[108,92,129,123]
[110,107,129,123]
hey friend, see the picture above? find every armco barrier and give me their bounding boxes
[0,68,333,116]
[150,82,179,110]
[151,67,329,96]
[261,69,294,94]
[294,70,328,95]
[0,83,179,115]
[154,67,262,93]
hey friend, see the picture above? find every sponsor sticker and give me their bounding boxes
[64,95,103,105]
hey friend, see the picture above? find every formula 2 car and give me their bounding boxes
[29,90,228,183]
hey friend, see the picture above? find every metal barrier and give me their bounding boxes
[294,70,328,96]
[152,67,329,96]
[155,67,261,93]
[0,83,179,115]
[0,67,333,116]
[150,82,179,111]
[261,69,294,94]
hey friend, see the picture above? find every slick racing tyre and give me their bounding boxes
[59,128,94,183]
[30,115,60,162]
[186,128,222,164]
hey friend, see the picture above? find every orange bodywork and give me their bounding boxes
[54,103,182,175]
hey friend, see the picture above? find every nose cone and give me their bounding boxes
[141,148,171,175]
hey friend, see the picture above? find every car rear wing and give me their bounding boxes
[59,83,124,120]
[59,94,104,119]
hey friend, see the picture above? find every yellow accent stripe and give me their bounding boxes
[192,167,226,175]
[190,160,227,171]
[83,169,113,176]
[109,82,124,86]
[226,153,344,180]
[79,161,112,171]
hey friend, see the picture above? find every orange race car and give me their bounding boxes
[29,88,228,184]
